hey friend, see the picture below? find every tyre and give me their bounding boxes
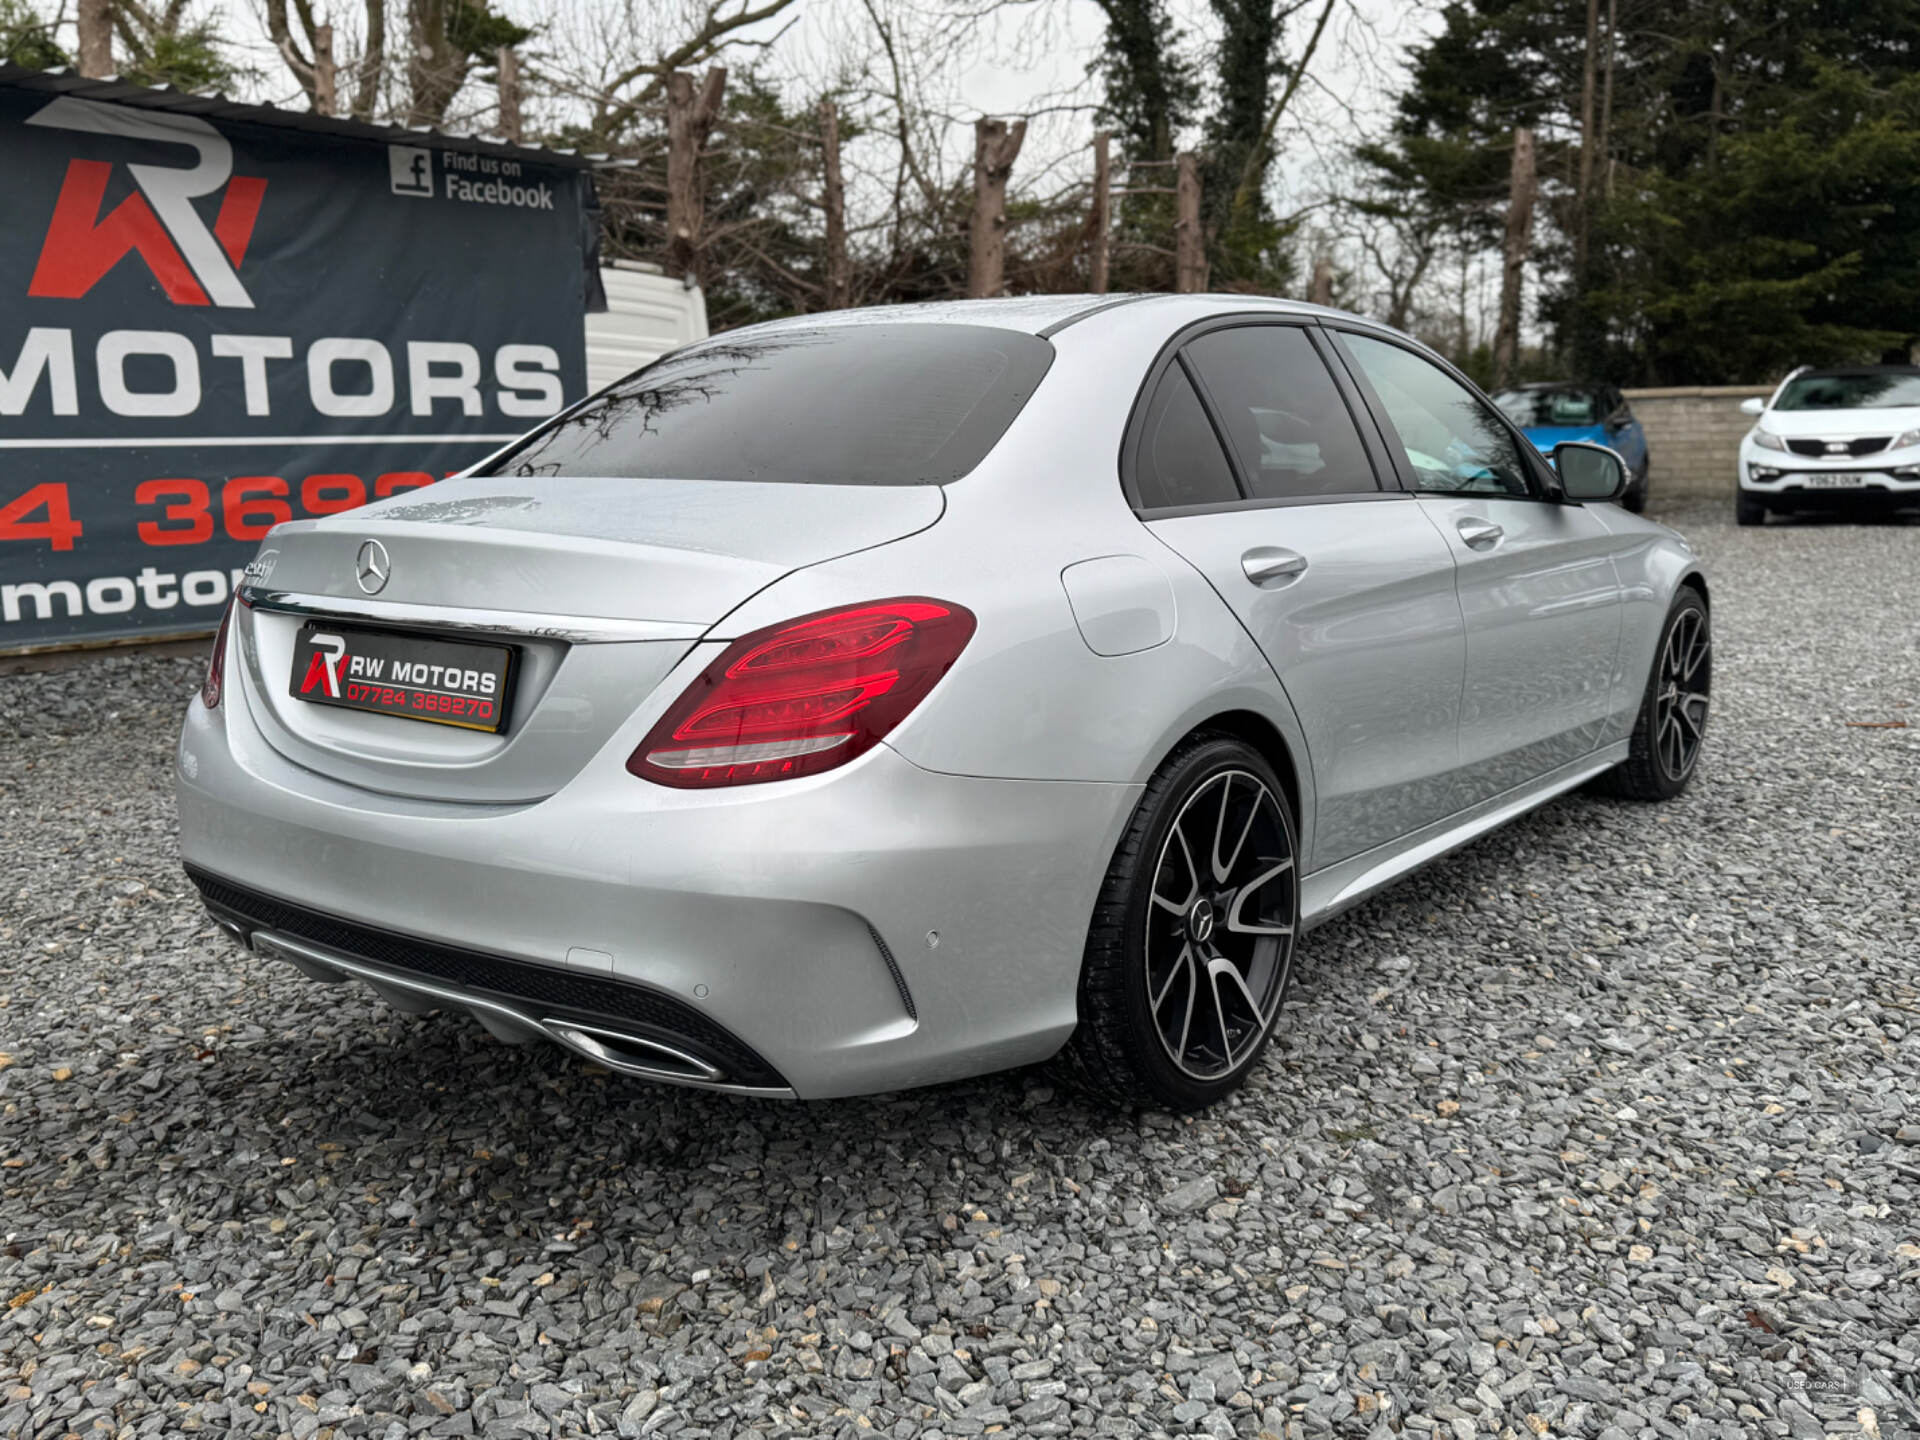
[1068,734,1300,1110]
[1735,489,1766,526]
[1596,588,1711,801]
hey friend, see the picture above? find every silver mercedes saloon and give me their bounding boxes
[177,294,1710,1109]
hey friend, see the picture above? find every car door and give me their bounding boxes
[1331,329,1625,801]
[1135,321,1467,871]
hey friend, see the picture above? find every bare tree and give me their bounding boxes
[406,0,458,124]
[266,0,377,116]
[666,66,727,283]
[497,45,522,140]
[357,0,386,117]
[558,0,1115,320]
[1350,208,1439,332]
[581,0,800,144]
[819,98,851,310]
[78,0,111,76]
[314,23,336,113]
[969,116,1027,298]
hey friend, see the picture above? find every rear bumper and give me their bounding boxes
[191,869,799,1094]
[177,683,1139,1098]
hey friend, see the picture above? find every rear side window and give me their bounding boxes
[1183,326,1378,499]
[1133,365,1241,510]
[482,323,1053,485]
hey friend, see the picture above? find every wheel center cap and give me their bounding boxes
[1187,899,1217,944]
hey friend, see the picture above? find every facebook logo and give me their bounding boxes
[388,146,434,198]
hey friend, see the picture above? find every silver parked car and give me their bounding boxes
[177,295,1711,1109]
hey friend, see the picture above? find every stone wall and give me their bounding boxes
[1622,384,1772,503]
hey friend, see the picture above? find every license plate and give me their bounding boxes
[290,624,513,733]
[1803,473,1866,489]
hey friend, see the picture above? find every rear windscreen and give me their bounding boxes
[482,323,1054,485]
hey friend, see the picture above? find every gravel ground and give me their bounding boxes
[3,502,1918,1440]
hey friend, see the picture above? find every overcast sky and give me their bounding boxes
[147,0,1433,203]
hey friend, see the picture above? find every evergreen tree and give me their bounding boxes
[1363,0,1920,383]
[1203,0,1292,289]
[0,0,66,69]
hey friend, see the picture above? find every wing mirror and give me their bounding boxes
[1551,441,1627,503]
[1740,396,1766,417]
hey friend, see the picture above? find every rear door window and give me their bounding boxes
[1183,326,1379,500]
[1131,364,1242,510]
[482,323,1054,485]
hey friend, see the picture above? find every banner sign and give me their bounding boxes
[0,85,591,651]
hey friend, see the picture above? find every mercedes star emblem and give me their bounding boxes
[354,538,391,595]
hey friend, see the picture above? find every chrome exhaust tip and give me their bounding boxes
[542,1020,725,1084]
[209,912,253,949]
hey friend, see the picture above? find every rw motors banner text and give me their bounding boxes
[0,83,592,650]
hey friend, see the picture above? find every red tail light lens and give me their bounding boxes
[201,600,234,709]
[629,599,976,788]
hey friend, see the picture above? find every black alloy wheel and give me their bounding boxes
[1651,602,1712,784]
[1596,588,1711,801]
[1069,734,1300,1109]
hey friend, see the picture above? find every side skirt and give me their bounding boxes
[1299,742,1630,931]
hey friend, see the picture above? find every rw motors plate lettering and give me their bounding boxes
[290,623,513,733]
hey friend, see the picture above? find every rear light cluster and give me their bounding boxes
[629,599,976,788]
[201,600,234,709]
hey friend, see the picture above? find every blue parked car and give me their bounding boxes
[1494,383,1651,512]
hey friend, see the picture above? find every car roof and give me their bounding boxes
[727,292,1337,341]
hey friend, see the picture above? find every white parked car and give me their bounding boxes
[1737,365,1920,525]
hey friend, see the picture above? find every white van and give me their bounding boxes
[583,261,710,396]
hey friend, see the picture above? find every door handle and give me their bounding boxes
[1241,546,1308,587]
[1455,517,1504,550]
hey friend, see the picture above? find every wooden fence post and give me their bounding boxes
[1174,151,1206,293]
[1088,130,1111,295]
[820,99,850,310]
[665,67,727,284]
[496,46,521,142]
[968,117,1027,299]
[1492,126,1537,391]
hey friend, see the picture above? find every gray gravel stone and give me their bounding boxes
[3,503,1918,1439]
